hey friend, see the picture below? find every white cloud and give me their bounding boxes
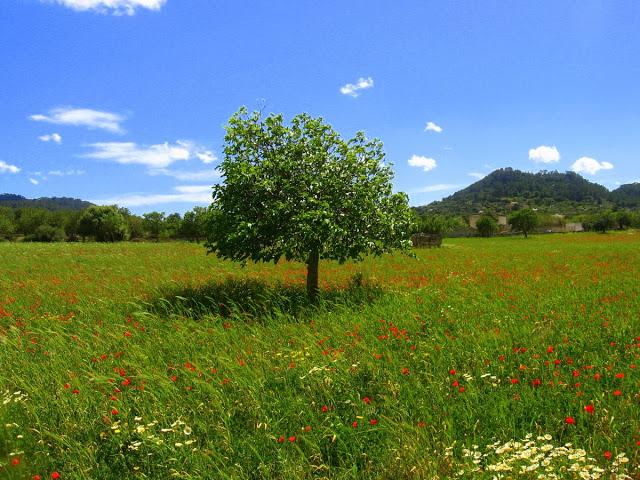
[92,185,212,208]
[468,172,486,180]
[84,141,191,168]
[528,145,560,164]
[151,168,221,182]
[173,185,212,194]
[195,151,216,164]
[571,157,614,175]
[46,0,166,15]
[39,133,62,144]
[29,178,40,185]
[30,108,125,133]
[0,160,21,174]
[408,155,437,172]
[412,183,460,193]
[424,121,443,133]
[83,141,217,178]
[48,169,85,176]
[340,77,374,97]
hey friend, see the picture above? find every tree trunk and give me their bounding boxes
[306,248,319,302]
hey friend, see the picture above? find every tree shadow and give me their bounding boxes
[144,276,384,322]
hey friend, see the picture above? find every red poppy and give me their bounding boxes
[304,425,311,432]
[51,473,61,480]
[458,387,465,393]
[449,369,456,375]
[547,346,554,354]
[72,388,79,395]
[510,378,519,385]
[532,378,541,387]
[33,476,42,480]
[11,458,20,466]
[369,419,378,425]
[111,409,118,415]
[278,436,284,443]
[401,367,410,375]
[615,373,624,379]
[352,421,358,428]
[565,417,576,425]
[584,404,594,414]
[362,397,371,404]
[604,451,612,460]
[613,390,622,396]
[288,436,296,442]
[321,405,328,413]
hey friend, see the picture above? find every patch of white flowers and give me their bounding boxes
[101,416,197,453]
[2,390,28,405]
[453,434,635,479]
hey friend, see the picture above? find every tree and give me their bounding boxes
[143,212,165,241]
[205,108,413,300]
[476,215,498,237]
[77,206,127,242]
[164,213,182,239]
[614,211,632,230]
[508,208,539,238]
[180,206,208,243]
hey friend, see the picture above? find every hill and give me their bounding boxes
[418,168,624,216]
[610,182,640,208]
[0,193,93,211]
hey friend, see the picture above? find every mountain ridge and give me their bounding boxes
[417,168,639,216]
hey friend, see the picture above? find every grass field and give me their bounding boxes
[1,233,639,479]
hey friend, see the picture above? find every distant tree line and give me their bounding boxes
[0,205,209,242]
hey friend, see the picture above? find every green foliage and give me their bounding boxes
[206,107,414,298]
[412,214,462,236]
[476,215,498,237]
[507,208,539,238]
[614,211,633,230]
[143,212,166,241]
[180,206,208,242]
[27,224,66,242]
[78,206,128,242]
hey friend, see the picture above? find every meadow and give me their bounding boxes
[0,232,639,479]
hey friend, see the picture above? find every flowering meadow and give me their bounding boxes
[0,232,639,479]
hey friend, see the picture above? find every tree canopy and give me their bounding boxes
[508,208,539,238]
[205,108,414,299]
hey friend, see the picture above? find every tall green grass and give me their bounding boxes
[0,233,639,478]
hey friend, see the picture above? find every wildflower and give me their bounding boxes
[401,367,410,375]
[304,425,311,432]
[417,421,426,428]
[288,436,296,442]
[449,369,456,375]
[369,419,378,425]
[532,378,541,387]
[11,457,20,466]
[613,390,622,396]
[554,359,561,365]
[565,417,576,425]
[72,388,79,395]
[510,378,519,385]
[584,404,594,414]
[34,476,42,480]
[547,346,554,354]
[594,373,601,381]
[604,451,612,460]
[362,396,371,405]
[321,405,328,413]
[352,421,358,428]
[124,331,132,337]
[452,380,459,387]
[458,387,465,393]
[278,436,284,443]
[111,409,119,415]
[51,473,61,480]
[615,373,624,379]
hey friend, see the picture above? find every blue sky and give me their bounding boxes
[1,0,639,214]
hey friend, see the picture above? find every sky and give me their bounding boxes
[1,0,639,214]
